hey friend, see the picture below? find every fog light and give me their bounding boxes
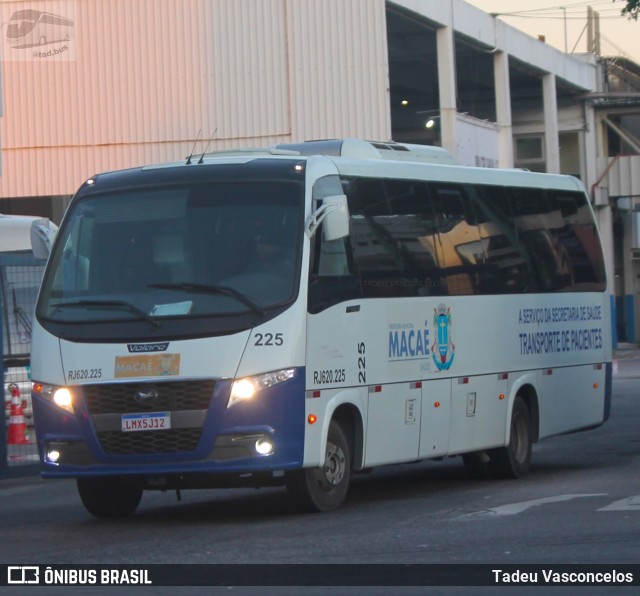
[47,449,61,463]
[255,438,274,456]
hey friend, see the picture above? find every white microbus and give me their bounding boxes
[1,214,57,419]
[5,9,73,49]
[30,139,612,518]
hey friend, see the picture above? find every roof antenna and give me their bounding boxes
[186,130,202,165]
[197,128,218,164]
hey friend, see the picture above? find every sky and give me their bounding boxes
[465,1,640,62]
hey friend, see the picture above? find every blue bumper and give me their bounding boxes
[33,369,306,479]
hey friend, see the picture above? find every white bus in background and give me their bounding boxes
[29,138,612,518]
[1,215,57,420]
[5,9,73,49]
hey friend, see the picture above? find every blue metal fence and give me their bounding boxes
[1,252,46,477]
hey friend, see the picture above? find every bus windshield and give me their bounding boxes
[36,178,304,341]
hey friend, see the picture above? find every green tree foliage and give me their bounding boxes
[618,0,640,20]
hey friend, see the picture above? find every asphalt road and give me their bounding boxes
[1,352,639,595]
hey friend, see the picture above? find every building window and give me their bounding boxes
[515,135,546,172]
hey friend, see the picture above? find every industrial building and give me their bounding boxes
[0,0,639,342]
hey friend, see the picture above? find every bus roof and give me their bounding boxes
[0,214,54,253]
[274,138,458,165]
[91,138,585,195]
[330,156,585,192]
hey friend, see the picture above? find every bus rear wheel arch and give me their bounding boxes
[487,395,532,479]
[463,394,534,480]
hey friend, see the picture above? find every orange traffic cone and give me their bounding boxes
[7,384,29,445]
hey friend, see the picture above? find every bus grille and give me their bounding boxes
[82,380,216,414]
[81,381,214,455]
[98,429,201,455]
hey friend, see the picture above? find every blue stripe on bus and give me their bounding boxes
[34,368,306,476]
[604,361,612,422]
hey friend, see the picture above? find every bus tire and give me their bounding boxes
[286,420,351,512]
[488,396,532,479]
[462,451,490,480]
[77,477,143,519]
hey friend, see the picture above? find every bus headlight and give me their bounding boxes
[228,369,295,408]
[32,382,75,414]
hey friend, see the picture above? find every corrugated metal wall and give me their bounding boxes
[287,0,390,141]
[0,0,391,199]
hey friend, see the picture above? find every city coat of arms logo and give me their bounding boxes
[431,303,455,371]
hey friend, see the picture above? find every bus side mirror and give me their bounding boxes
[31,218,57,260]
[305,194,349,241]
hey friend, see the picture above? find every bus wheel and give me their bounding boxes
[77,477,143,519]
[488,396,532,479]
[462,451,490,480]
[286,420,351,512]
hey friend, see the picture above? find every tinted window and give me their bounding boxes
[471,185,532,293]
[509,187,572,292]
[345,177,447,298]
[429,183,485,295]
[38,176,304,341]
[386,179,446,296]
[548,191,606,291]
[308,176,360,313]
[308,175,606,312]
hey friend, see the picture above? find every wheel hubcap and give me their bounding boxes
[323,441,346,487]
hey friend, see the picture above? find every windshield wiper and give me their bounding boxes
[148,282,266,318]
[52,299,161,328]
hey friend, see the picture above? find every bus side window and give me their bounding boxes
[318,237,350,276]
[308,176,360,313]
[472,184,531,294]
[429,182,486,296]
[385,179,447,296]
[509,187,571,292]
[549,191,606,291]
[573,193,606,289]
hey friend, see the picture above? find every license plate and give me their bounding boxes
[121,412,171,432]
